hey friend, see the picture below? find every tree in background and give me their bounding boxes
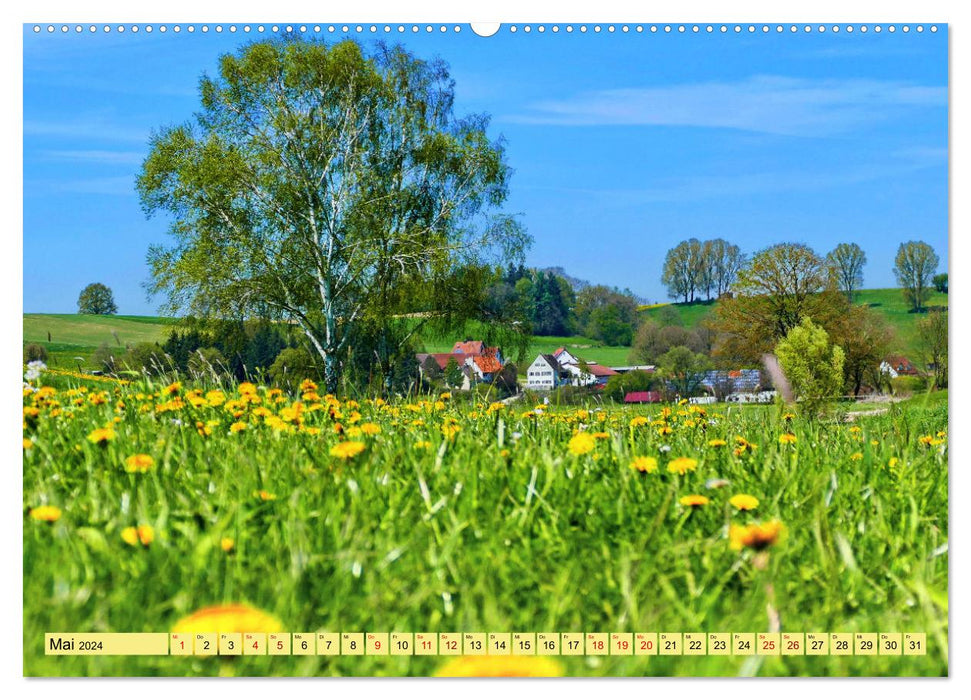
[574,285,638,344]
[894,241,939,312]
[917,309,948,389]
[826,242,867,301]
[933,273,948,294]
[661,239,702,303]
[713,243,846,365]
[77,283,118,315]
[657,345,711,397]
[530,271,574,336]
[830,305,894,396]
[774,317,845,418]
[706,238,745,298]
[443,356,465,388]
[138,39,529,393]
[628,320,706,365]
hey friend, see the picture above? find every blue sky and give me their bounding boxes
[23,24,948,314]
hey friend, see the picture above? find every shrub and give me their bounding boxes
[187,347,229,382]
[891,375,928,395]
[92,342,122,374]
[121,343,173,377]
[23,343,48,364]
[268,347,320,392]
[774,317,845,418]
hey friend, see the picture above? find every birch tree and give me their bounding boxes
[138,39,529,391]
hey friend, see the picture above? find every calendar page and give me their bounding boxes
[22,20,948,678]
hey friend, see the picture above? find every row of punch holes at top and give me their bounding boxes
[33,24,939,35]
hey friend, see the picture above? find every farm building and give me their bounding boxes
[624,391,662,404]
[416,341,505,388]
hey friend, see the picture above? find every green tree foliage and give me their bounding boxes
[829,305,894,396]
[662,238,744,302]
[120,343,173,377]
[826,242,867,300]
[714,243,847,365]
[443,356,465,388]
[574,285,638,345]
[187,347,230,383]
[916,309,947,389]
[163,320,293,380]
[604,369,654,402]
[268,347,320,391]
[774,317,845,418]
[933,273,948,294]
[629,320,707,365]
[138,39,530,393]
[77,283,118,315]
[894,241,940,312]
[530,271,574,336]
[657,345,711,397]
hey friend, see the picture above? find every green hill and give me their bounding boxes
[22,314,175,368]
[640,288,948,360]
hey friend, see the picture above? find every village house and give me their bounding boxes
[526,353,571,390]
[879,355,919,379]
[416,340,505,389]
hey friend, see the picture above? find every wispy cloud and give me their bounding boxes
[40,149,145,166]
[24,118,150,144]
[505,76,946,136]
[56,176,136,196]
[520,152,945,206]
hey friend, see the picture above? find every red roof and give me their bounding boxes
[553,347,565,356]
[419,352,472,370]
[587,364,618,377]
[473,355,503,374]
[625,391,661,403]
[452,340,485,355]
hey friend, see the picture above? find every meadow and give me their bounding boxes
[23,367,948,677]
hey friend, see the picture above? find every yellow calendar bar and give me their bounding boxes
[45,633,168,655]
[44,632,929,656]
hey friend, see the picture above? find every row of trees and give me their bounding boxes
[661,238,745,303]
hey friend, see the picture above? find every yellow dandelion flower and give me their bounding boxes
[667,457,698,475]
[162,382,181,396]
[172,603,283,635]
[888,457,899,468]
[330,441,367,460]
[253,490,277,501]
[29,505,61,522]
[23,438,34,451]
[124,454,155,473]
[230,421,247,434]
[630,456,658,473]
[568,432,596,456]
[729,520,784,551]
[707,439,727,448]
[220,537,235,553]
[657,425,673,436]
[918,435,934,446]
[679,494,710,507]
[414,440,432,450]
[86,427,116,445]
[435,656,563,677]
[629,416,649,428]
[850,452,863,461]
[778,433,797,445]
[121,524,154,547]
[592,431,610,439]
[238,382,257,395]
[360,422,381,435]
[729,494,759,511]
[346,426,363,438]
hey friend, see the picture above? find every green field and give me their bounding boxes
[422,333,633,368]
[23,369,948,677]
[23,314,174,367]
[641,288,948,361]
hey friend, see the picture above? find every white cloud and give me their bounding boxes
[40,150,145,165]
[505,75,946,136]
